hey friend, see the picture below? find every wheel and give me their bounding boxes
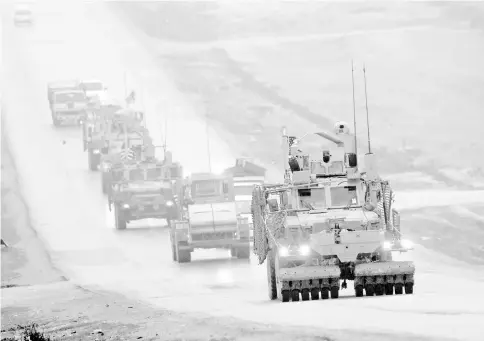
[355,285,364,297]
[385,283,394,295]
[404,282,414,294]
[321,287,329,300]
[281,290,290,302]
[88,149,100,171]
[395,283,403,295]
[291,289,300,302]
[266,250,277,300]
[52,116,60,127]
[102,175,109,194]
[114,205,127,230]
[230,248,237,257]
[171,244,177,261]
[330,287,339,299]
[176,243,191,263]
[236,245,250,259]
[310,288,319,300]
[301,289,310,301]
[365,284,375,296]
[375,284,384,296]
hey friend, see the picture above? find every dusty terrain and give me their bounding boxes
[111,1,484,186]
[2,2,484,341]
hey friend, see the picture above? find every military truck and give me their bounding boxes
[170,172,251,263]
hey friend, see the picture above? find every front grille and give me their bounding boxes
[191,231,235,241]
[67,103,74,109]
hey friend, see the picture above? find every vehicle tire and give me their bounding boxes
[102,175,109,194]
[176,243,191,263]
[114,205,127,230]
[375,284,384,296]
[88,149,100,171]
[395,283,403,295]
[52,116,60,127]
[266,250,277,300]
[301,289,310,301]
[281,290,290,302]
[404,282,414,294]
[330,287,339,299]
[171,243,177,261]
[355,285,364,297]
[310,288,320,300]
[291,289,300,302]
[236,245,250,259]
[385,283,394,295]
[230,247,237,257]
[321,287,329,299]
[365,284,375,296]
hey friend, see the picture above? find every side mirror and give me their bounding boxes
[346,153,358,168]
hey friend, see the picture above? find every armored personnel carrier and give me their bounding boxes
[251,122,415,302]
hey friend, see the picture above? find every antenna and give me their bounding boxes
[363,64,372,154]
[205,116,212,172]
[163,117,168,154]
[351,60,358,156]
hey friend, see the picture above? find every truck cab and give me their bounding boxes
[51,90,87,126]
[170,173,251,263]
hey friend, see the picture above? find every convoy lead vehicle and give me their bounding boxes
[251,122,415,302]
[49,89,88,126]
[170,173,251,263]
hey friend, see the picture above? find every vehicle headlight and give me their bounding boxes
[166,200,174,207]
[93,149,100,154]
[122,204,130,209]
[101,162,111,171]
[383,241,392,250]
[401,239,414,250]
[299,244,311,256]
[279,246,289,257]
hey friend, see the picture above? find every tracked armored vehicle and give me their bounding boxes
[170,173,251,263]
[251,122,415,302]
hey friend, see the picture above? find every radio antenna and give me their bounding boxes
[351,60,358,157]
[205,117,212,172]
[363,64,372,154]
[163,117,168,153]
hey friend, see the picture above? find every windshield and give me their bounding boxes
[234,185,254,196]
[191,179,221,198]
[83,82,103,91]
[112,170,124,182]
[298,187,326,210]
[55,92,85,102]
[129,169,144,181]
[330,186,358,207]
[146,168,162,180]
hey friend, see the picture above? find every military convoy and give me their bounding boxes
[48,74,415,303]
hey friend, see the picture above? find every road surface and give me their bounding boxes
[2,2,484,340]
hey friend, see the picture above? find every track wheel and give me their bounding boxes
[355,285,364,297]
[266,250,277,300]
[301,289,310,301]
[375,284,384,296]
[321,287,329,300]
[404,282,414,294]
[114,205,127,230]
[385,284,394,295]
[310,288,319,300]
[330,287,339,299]
[177,248,191,263]
[395,283,403,295]
[236,246,250,259]
[281,290,290,302]
[291,289,300,302]
[365,284,375,296]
